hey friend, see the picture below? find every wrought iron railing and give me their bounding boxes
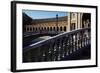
[23,27,91,62]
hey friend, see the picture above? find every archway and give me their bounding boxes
[82,13,91,28]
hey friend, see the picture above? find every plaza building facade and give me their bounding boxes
[24,12,90,34]
[24,15,68,33]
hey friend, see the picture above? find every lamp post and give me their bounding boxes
[56,14,58,34]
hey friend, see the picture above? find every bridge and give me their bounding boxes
[23,27,91,62]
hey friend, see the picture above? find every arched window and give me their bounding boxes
[50,27,52,31]
[60,27,62,31]
[44,27,46,30]
[71,13,75,19]
[27,27,29,31]
[47,27,49,31]
[64,26,66,31]
[53,27,55,31]
[41,27,43,30]
[57,27,59,31]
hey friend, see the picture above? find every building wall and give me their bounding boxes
[24,12,90,33]
[25,18,68,33]
[67,12,83,31]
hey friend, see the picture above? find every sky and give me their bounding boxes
[23,10,68,19]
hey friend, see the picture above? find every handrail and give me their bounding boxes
[23,27,91,62]
[24,27,90,52]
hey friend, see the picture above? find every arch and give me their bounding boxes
[47,27,49,31]
[64,26,66,31]
[60,27,62,31]
[53,27,55,31]
[27,27,29,31]
[82,13,91,21]
[41,27,43,31]
[50,27,52,31]
[82,13,91,28]
[44,27,46,30]
[30,27,32,32]
[57,27,59,31]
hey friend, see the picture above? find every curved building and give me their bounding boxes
[25,16,68,33]
[24,12,91,34]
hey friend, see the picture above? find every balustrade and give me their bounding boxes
[23,27,91,62]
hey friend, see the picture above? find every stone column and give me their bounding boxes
[75,13,78,29]
[67,12,71,31]
[77,13,83,29]
[80,13,83,28]
[77,13,80,29]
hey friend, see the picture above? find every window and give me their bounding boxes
[64,26,66,31]
[57,27,59,31]
[72,13,75,18]
[71,13,75,19]
[41,27,43,30]
[47,27,49,31]
[44,27,46,30]
[60,27,62,31]
[27,27,29,31]
[50,27,52,31]
[53,27,55,31]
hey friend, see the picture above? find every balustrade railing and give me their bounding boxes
[23,27,91,62]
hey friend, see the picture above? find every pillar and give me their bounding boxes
[67,12,71,31]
